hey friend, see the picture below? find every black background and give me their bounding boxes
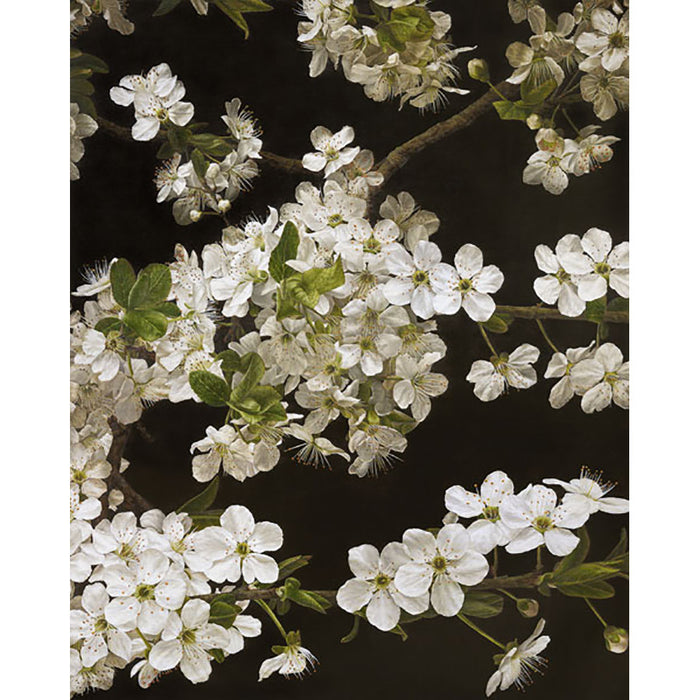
[71,1,628,698]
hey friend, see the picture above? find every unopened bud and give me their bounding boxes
[526,113,543,130]
[442,511,459,525]
[217,199,231,213]
[468,58,490,83]
[516,598,539,618]
[189,209,202,222]
[603,626,628,654]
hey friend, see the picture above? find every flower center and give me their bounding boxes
[609,31,626,49]
[594,262,611,276]
[94,617,109,633]
[328,213,345,228]
[482,505,500,522]
[431,555,448,573]
[458,278,473,293]
[533,515,553,533]
[235,542,250,557]
[134,583,155,602]
[181,628,197,646]
[374,573,391,590]
[412,270,429,286]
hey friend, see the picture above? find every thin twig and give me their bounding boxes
[496,305,628,324]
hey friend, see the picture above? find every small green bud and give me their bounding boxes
[468,58,490,83]
[516,598,539,618]
[603,626,628,654]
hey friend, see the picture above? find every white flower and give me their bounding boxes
[580,60,628,120]
[431,244,504,321]
[500,485,590,556]
[73,329,122,382]
[544,343,596,408]
[570,228,629,301]
[544,467,629,514]
[221,98,262,158]
[148,599,230,683]
[444,471,520,550]
[284,424,350,467]
[196,505,283,584]
[533,234,589,317]
[258,637,317,680]
[576,9,629,71]
[392,352,448,422]
[70,583,132,667]
[70,483,102,522]
[562,127,620,176]
[486,619,550,696]
[347,422,407,476]
[394,524,489,617]
[569,342,629,413]
[523,129,576,195]
[294,384,360,433]
[466,344,540,402]
[190,425,252,482]
[337,542,429,631]
[383,240,451,319]
[302,125,361,177]
[225,605,262,655]
[102,549,188,635]
[154,154,190,202]
[110,63,195,141]
[70,103,98,180]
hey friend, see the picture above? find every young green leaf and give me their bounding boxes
[123,309,169,341]
[110,258,136,308]
[460,591,504,618]
[128,264,172,310]
[176,476,220,514]
[189,371,231,407]
[269,222,300,282]
[95,317,123,335]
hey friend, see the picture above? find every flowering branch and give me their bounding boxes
[495,304,628,324]
[95,116,307,177]
[376,81,520,183]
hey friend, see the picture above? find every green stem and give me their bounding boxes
[457,614,506,650]
[487,81,508,100]
[584,598,608,627]
[491,547,499,577]
[478,324,498,356]
[136,628,151,651]
[498,588,519,603]
[562,108,581,136]
[256,599,288,641]
[535,318,559,353]
[536,546,543,571]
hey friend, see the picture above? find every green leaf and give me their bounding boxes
[190,510,224,529]
[128,264,172,310]
[156,141,177,160]
[608,297,629,312]
[281,578,330,614]
[552,563,619,586]
[584,296,607,323]
[269,222,300,282]
[553,527,590,578]
[70,78,95,96]
[72,52,109,74]
[483,313,513,334]
[191,148,208,180]
[209,648,226,663]
[556,579,615,599]
[493,100,531,121]
[71,94,97,120]
[209,599,243,628]
[460,591,504,618]
[176,476,220,514]
[606,528,628,561]
[277,555,311,580]
[123,309,169,341]
[382,411,417,435]
[300,257,345,297]
[153,0,183,16]
[217,349,241,384]
[95,317,123,335]
[189,371,231,407]
[152,301,180,318]
[110,259,136,308]
[520,78,558,105]
[376,6,435,52]
[229,353,266,403]
[189,133,232,157]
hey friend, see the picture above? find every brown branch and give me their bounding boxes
[376,81,520,183]
[95,116,306,176]
[496,305,628,324]
[103,418,154,515]
[201,571,543,605]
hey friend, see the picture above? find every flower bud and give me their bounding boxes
[217,199,231,213]
[468,58,490,82]
[516,598,539,618]
[603,626,628,654]
[442,511,459,525]
[526,114,543,130]
[189,209,202,222]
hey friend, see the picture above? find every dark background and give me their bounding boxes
[71,1,628,698]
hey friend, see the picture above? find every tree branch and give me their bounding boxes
[376,81,520,183]
[496,305,628,324]
[95,116,306,176]
[201,571,543,605]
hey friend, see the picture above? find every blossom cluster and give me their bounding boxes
[70,102,98,181]
[337,467,628,695]
[70,0,134,36]
[506,1,628,194]
[297,0,474,110]
[109,63,262,223]
[70,497,290,693]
